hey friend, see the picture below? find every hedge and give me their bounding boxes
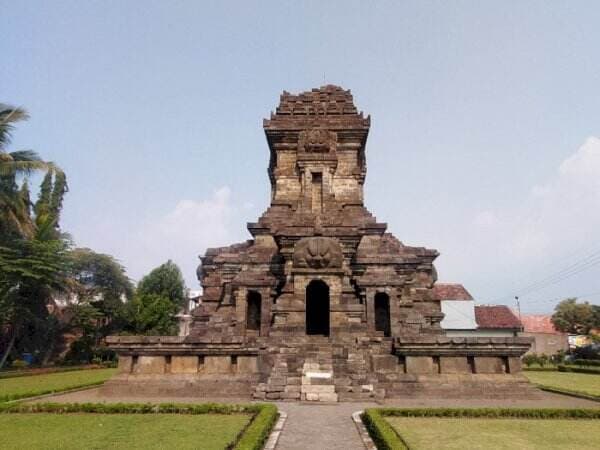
[233,403,278,450]
[362,409,408,450]
[0,365,105,380]
[362,407,600,450]
[557,364,600,375]
[573,359,600,367]
[535,385,600,402]
[373,407,600,419]
[0,402,278,450]
[0,379,110,403]
[0,401,260,415]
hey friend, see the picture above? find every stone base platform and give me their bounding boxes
[101,373,260,398]
[105,335,537,401]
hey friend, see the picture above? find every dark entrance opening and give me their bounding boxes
[374,292,391,337]
[246,291,262,333]
[306,280,330,336]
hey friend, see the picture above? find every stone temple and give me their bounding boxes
[106,85,535,401]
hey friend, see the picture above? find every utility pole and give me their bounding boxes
[515,296,522,331]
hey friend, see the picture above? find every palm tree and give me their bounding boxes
[0,104,55,239]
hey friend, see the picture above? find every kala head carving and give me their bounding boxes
[293,237,343,269]
[298,128,337,153]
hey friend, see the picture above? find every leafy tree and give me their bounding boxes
[64,248,134,362]
[0,104,54,240]
[137,260,186,308]
[0,104,70,368]
[126,293,179,336]
[0,237,71,368]
[123,261,187,336]
[69,248,134,307]
[551,298,596,335]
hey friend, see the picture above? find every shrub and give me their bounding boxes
[522,354,538,367]
[234,404,278,450]
[557,364,600,375]
[362,409,408,450]
[550,350,566,365]
[538,354,550,367]
[11,360,28,369]
[573,359,600,367]
[572,344,600,360]
[374,407,600,419]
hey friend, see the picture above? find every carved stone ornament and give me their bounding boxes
[298,128,337,153]
[293,237,343,269]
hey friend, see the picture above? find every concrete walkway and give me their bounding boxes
[37,389,599,450]
[274,402,373,450]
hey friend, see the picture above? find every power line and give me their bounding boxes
[491,246,600,302]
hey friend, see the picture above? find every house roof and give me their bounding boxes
[433,283,474,301]
[520,315,562,334]
[474,305,522,329]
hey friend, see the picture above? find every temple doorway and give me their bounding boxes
[246,291,262,333]
[374,292,391,337]
[306,280,330,336]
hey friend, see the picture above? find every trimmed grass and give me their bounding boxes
[0,368,116,402]
[387,417,600,450]
[524,370,600,397]
[0,413,250,449]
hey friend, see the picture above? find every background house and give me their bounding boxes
[519,314,569,355]
[438,283,522,337]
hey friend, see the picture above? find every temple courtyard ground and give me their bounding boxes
[32,388,600,450]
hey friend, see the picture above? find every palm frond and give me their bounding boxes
[0,105,29,150]
[0,159,51,177]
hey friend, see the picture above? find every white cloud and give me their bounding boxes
[438,136,600,307]
[123,186,248,287]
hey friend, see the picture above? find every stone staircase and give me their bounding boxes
[253,336,392,402]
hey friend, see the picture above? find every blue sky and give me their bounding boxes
[3,1,600,312]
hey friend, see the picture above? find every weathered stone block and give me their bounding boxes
[236,356,258,374]
[318,393,338,402]
[171,356,198,374]
[507,357,521,374]
[372,355,398,372]
[406,356,434,374]
[134,356,165,374]
[117,355,132,374]
[474,357,504,374]
[203,356,231,374]
[282,391,301,399]
[266,392,281,399]
[440,356,470,374]
[301,385,335,394]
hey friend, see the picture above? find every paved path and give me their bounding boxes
[274,402,373,450]
[40,389,599,450]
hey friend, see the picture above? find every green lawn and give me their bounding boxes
[0,368,116,401]
[0,413,250,449]
[524,371,600,397]
[387,417,600,450]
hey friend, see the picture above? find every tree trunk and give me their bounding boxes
[41,339,55,366]
[0,328,17,369]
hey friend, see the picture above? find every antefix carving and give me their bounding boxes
[298,128,336,153]
[293,237,343,269]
